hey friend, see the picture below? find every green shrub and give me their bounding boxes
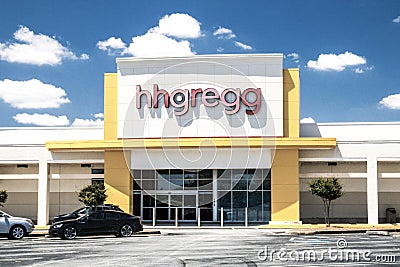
[0,190,8,207]
[78,183,107,206]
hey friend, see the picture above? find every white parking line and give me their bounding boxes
[231,227,250,236]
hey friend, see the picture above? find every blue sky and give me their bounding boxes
[0,0,399,126]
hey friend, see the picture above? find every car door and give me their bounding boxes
[103,211,120,233]
[80,211,105,235]
[0,212,10,234]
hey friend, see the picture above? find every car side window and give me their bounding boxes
[117,213,131,219]
[89,212,104,220]
[105,212,120,219]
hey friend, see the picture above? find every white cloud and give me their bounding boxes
[71,113,104,127]
[355,68,364,74]
[287,52,299,60]
[355,65,374,74]
[213,27,236,39]
[99,13,199,57]
[93,113,104,119]
[13,113,69,126]
[0,79,70,109]
[307,51,366,71]
[234,41,252,50]
[71,118,104,127]
[149,13,202,39]
[300,117,316,123]
[126,32,195,57]
[379,94,400,110]
[286,52,300,63]
[80,53,89,60]
[213,26,253,52]
[393,16,400,23]
[0,26,86,66]
[96,37,127,55]
[13,112,105,127]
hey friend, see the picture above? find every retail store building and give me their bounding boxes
[0,54,399,226]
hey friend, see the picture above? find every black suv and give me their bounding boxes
[52,204,123,223]
[49,210,143,240]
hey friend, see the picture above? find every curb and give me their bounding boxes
[289,228,400,235]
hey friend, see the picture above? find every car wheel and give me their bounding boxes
[119,224,133,237]
[8,225,25,239]
[61,226,77,240]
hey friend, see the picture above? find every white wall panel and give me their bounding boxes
[117,54,283,139]
[130,148,273,170]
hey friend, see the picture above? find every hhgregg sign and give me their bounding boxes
[136,84,261,116]
[117,54,284,139]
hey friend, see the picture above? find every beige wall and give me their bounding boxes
[0,164,39,174]
[378,162,400,221]
[0,163,103,223]
[0,164,39,219]
[49,164,103,220]
[300,161,368,223]
[49,179,91,219]
[0,179,38,220]
[300,161,400,223]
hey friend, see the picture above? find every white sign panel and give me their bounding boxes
[117,54,283,139]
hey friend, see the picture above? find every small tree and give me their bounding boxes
[308,177,343,227]
[0,190,8,207]
[78,183,107,206]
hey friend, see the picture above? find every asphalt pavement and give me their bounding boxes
[1,228,400,266]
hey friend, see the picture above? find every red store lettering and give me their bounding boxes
[136,84,261,115]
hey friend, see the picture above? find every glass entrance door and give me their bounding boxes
[142,192,198,222]
[170,193,197,221]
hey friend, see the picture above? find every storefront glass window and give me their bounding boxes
[133,168,271,222]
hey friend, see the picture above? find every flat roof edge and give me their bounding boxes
[116,53,284,63]
[312,121,400,126]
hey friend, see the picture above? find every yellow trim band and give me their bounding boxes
[46,137,336,150]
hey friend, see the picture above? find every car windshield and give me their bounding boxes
[80,214,89,219]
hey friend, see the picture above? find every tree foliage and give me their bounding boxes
[0,190,8,207]
[78,183,107,206]
[308,177,344,226]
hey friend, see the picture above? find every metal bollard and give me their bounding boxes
[245,207,248,227]
[221,207,224,227]
[175,207,178,227]
[153,207,156,227]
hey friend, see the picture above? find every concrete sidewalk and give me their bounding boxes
[259,223,400,235]
[30,226,49,236]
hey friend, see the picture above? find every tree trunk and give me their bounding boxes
[322,199,332,227]
[327,200,331,227]
[323,199,328,226]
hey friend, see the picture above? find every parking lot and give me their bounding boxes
[1,228,400,266]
